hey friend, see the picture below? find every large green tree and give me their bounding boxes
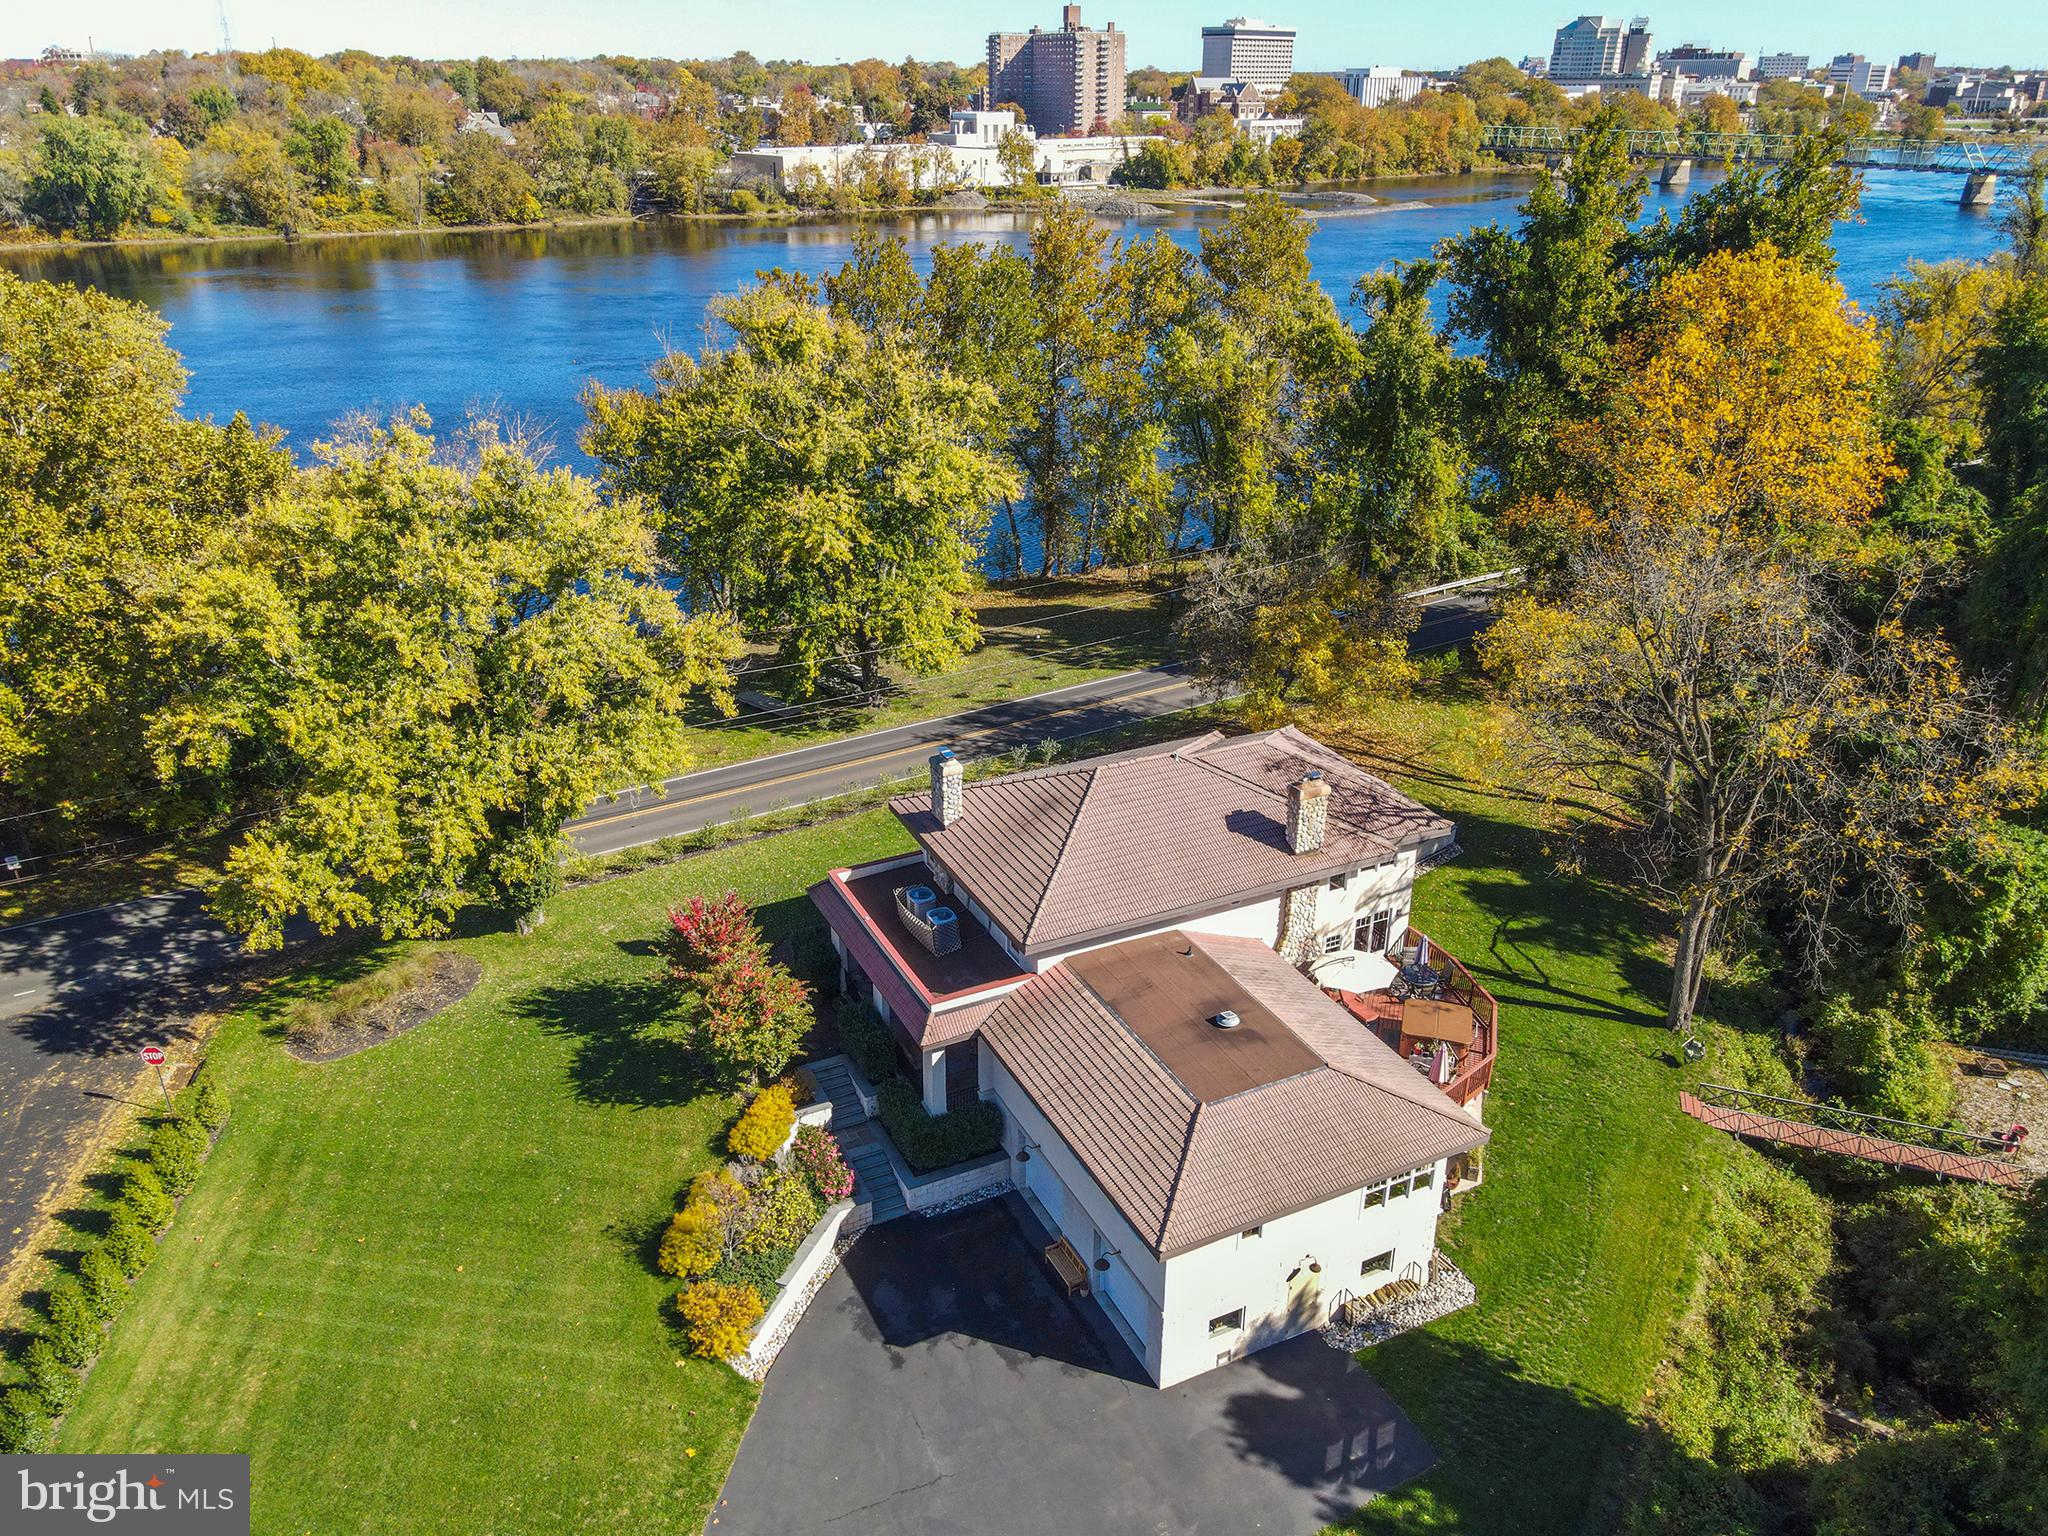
[1440,109,1645,504]
[585,287,1015,696]
[0,272,289,813]
[24,116,153,239]
[146,416,740,945]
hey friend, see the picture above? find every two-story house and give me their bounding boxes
[810,726,1493,1387]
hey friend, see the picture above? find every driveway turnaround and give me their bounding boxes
[710,1195,1434,1536]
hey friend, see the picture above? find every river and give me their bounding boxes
[0,169,2015,469]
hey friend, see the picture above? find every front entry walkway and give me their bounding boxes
[708,1196,1435,1535]
[804,1055,907,1222]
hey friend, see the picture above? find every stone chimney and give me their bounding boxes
[931,749,964,828]
[1286,771,1330,854]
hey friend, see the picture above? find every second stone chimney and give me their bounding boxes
[931,749,964,828]
[1286,770,1330,854]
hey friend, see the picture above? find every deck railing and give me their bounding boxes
[1384,928,1499,1108]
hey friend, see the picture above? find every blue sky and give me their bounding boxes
[7,2,2044,72]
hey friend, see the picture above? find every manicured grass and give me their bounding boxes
[1314,693,1738,1536]
[677,572,1180,771]
[41,681,1733,1535]
[50,811,916,1535]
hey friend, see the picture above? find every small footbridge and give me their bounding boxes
[1680,1083,2031,1189]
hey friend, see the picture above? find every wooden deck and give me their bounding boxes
[1680,1091,2030,1189]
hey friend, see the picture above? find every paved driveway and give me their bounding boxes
[710,1195,1434,1536]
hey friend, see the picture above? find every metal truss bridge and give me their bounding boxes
[1481,124,2045,177]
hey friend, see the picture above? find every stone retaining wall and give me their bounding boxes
[740,1197,858,1378]
[899,1149,1012,1213]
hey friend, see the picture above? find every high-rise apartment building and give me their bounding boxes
[1549,16,1653,82]
[986,5,1128,136]
[1200,17,1297,93]
[1897,52,1937,75]
[1828,53,1893,98]
[1756,52,1810,80]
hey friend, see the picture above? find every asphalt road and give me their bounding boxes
[566,586,1494,857]
[0,584,1494,1272]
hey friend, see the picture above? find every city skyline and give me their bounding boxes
[5,1,2044,74]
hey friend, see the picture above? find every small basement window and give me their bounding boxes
[1209,1308,1245,1337]
[1361,1250,1395,1278]
[1322,933,1344,955]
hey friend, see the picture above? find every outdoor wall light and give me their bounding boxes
[1016,1138,1040,1163]
[1095,1246,1121,1273]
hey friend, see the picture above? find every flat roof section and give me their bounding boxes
[836,862,1028,1002]
[1063,932,1320,1103]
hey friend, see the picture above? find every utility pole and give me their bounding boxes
[217,1,234,56]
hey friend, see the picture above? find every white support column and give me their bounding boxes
[922,1047,948,1115]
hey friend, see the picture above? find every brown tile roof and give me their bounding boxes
[891,727,1453,955]
[980,929,1489,1258]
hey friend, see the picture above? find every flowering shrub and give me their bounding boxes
[667,891,764,975]
[791,1124,855,1202]
[727,1083,796,1163]
[657,1204,726,1280]
[696,951,812,1088]
[675,1279,764,1362]
[735,1174,821,1258]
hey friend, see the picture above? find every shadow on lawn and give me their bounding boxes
[1429,804,1669,1033]
[1323,1332,1704,1536]
[511,976,707,1108]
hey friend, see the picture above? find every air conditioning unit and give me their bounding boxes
[902,884,938,921]
[926,906,962,956]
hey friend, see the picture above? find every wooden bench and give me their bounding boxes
[1043,1236,1089,1296]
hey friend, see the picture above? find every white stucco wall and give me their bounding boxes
[985,1054,1170,1378]
[985,1053,1448,1388]
[1153,1161,1446,1387]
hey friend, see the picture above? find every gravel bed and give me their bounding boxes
[916,1180,1015,1219]
[1321,1253,1476,1353]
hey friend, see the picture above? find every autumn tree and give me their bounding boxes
[24,116,154,238]
[0,273,289,813]
[1176,545,1418,723]
[585,285,1015,696]
[1482,521,2029,1035]
[1632,131,1863,281]
[147,415,740,945]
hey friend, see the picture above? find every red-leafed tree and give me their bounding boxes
[664,891,811,1086]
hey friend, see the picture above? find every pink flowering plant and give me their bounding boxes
[790,1124,855,1203]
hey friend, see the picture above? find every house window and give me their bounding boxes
[1354,906,1397,957]
[1362,1181,1388,1210]
[1208,1308,1245,1337]
[1322,933,1344,955]
[1361,1250,1395,1278]
[1414,1165,1435,1192]
[1241,1226,1263,1241]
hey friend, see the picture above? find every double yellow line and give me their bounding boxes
[573,678,1190,836]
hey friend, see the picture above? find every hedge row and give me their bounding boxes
[835,999,899,1088]
[876,1079,1003,1174]
[0,1078,228,1452]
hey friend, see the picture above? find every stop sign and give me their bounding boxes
[140,1046,166,1066]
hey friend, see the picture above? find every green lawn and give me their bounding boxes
[676,572,1180,772]
[41,687,1733,1536]
[50,812,917,1535]
[1319,696,1738,1535]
